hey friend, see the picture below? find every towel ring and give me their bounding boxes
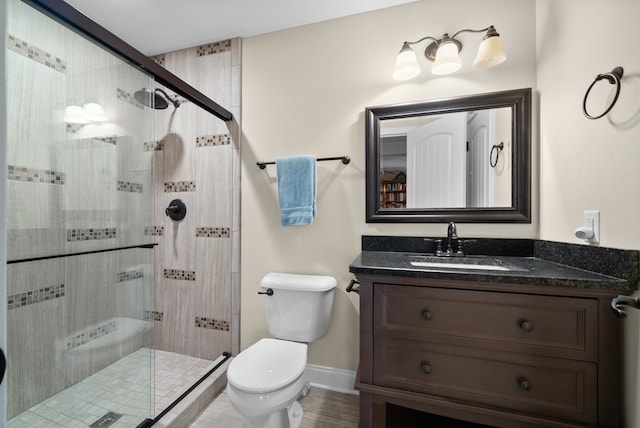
[583,66,624,120]
[490,142,504,168]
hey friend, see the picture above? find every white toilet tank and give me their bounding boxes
[260,272,337,342]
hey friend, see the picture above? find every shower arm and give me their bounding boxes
[155,88,181,108]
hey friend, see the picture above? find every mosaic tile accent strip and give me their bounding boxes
[117,269,144,283]
[95,136,117,145]
[8,34,67,73]
[145,226,164,236]
[196,40,232,56]
[117,88,144,109]
[151,54,165,66]
[195,316,230,331]
[66,123,84,133]
[164,269,196,281]
[196,227,230,238]
[8,165,65,184]
[144,140,164,151]
[67,228,117,242]
[117,180,143,193]
[8,284,65,310]
[66,320,117,351]
[164,181,196,192]
[145,310,164,321]
[196,134,231,147]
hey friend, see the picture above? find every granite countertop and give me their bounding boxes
[349,250,631,290]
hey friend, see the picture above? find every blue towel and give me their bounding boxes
[276,155,316,226]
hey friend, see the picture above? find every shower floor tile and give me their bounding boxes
[8,349,222,428]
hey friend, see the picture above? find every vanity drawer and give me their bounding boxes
[374,284,597,360]
[373,337,597,424]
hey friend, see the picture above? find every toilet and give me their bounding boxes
[226,272,337,428]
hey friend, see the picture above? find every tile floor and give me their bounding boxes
[7,348,359,428]
[7,349,224,428]
[189,387,359,428]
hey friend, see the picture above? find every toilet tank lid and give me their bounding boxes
[261,272,337,292]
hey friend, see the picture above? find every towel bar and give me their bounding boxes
[257,155,350,169]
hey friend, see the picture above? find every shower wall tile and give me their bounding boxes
[8,34,67,73]
[196,40,232,57]
[117,87,145,109]
[145,226,164,236]
[66,227,117,242]
[160,99,197,183]
[8,284,65,309]
[144,140,164,151]
[145,310,164,322]
[195,227,230,238]
[195,317,229,331]
[152,37,240,360]
[164,181,196,192]
[6,258,66,417]
[164,269,196,281]
[117,268,144,283]
[152,54,165,66]
[8,165,66,184]
[195,133,231,147]
[195,144,232,226]
[196,49,232,137]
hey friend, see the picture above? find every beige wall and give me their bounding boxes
[242,1,640,421]
[536,1,640,425]
[241,0,537,372]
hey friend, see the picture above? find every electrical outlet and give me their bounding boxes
[584,210,600,243]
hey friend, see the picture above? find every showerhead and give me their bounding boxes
[134,88,181,109]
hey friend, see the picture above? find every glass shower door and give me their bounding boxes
[4,0,157,425]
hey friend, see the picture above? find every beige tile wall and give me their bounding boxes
[150,38,241,360]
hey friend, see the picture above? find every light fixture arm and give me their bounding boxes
[450,25,499,40]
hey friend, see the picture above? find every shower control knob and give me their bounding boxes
[165,199,186,221]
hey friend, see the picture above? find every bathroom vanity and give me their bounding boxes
[350,237,638,428]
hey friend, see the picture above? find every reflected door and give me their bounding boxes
[406,112,466,208]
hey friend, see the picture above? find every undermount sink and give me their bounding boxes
[409,255,523,272]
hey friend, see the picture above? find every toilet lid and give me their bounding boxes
[228,338,307,394]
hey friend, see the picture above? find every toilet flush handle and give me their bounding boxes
[258,288,274,296]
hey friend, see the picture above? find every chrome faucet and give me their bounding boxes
[435,222,464,256]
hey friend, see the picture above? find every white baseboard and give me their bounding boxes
[305,364,358,395]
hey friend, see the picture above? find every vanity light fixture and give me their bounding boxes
[392,25,506,81]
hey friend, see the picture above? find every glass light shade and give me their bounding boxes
[431,41,462,75]
[83,102,106,122]
[473,35,506,69]
[392,47,420,81]
[63,105,90,124]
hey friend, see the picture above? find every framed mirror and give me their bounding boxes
[365,88,531,223]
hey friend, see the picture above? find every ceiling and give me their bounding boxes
[62,0,417,56]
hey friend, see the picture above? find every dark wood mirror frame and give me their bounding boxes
[365,87,531,223]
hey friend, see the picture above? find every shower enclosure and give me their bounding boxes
[2,0,240,426]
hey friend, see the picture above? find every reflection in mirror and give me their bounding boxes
[366,88,531,223]
[380,107,511,209]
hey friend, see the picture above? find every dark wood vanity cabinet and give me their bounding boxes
[355,274,623,428]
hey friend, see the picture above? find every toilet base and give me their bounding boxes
[241,400,303,428]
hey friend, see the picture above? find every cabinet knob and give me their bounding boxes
[420,361,432,374]
[421,309,432,321]
[518,377,532,391]
[519,319,533,332]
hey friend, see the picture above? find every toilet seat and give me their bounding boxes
[227,338,307,394]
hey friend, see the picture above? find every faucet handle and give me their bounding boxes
[455,240,465,256]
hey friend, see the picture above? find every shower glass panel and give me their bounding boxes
[5,0,156,425]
